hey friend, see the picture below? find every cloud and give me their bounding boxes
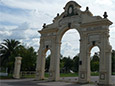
[95,0,113,6]
[0,0,115,57]
[0,22,40,51]
[61,29,80,58]
[1,0,65,14]
[110,26,115,50]
[90,46,100,56]
[0,12,29,25]
[0,3,31,16]
[61,42,79,58]
[0,30,12,37]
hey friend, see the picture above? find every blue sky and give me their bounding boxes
[0,0,115,58]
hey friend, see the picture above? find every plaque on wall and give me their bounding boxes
[45,41,51,46]
[80,73,85,79]
[100,73,105,80]
[89,35,100,42]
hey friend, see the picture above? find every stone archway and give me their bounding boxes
[35,1,113,85]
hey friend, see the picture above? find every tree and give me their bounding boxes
[0,39,20,73]
[45,55,50,72]
[44,54,64,73]
[60,56,65,73]
[62,56,73,73]
[112,50,115,72]
[0,39,37,74]
[90,53,99,72]
[16,45,37,71]
[73,55,79,72]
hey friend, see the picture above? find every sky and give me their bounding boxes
[0,0,115,58]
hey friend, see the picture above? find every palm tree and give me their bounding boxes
[0,39,20,73]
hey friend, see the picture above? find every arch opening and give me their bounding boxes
[60,29,80,78]
[45,49,51,78]
[90,46,100,82]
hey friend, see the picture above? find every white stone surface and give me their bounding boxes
[13,57,22,79]
[36,1,113,85]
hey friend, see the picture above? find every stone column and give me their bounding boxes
[99,44,112,85]
[48,51,55,80]
[35,48,45,80]
[78,37,90,83]
[49,42,60,81]
[99,30,112,85]
[86,52,91,82]
[13,57,22,79]
[54,42,60,81]
[105,48,112,84]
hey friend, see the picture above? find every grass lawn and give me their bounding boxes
[60,73,78,77]
[112,72,115,75]
[0,74,13,79]
[0,72,115,79]
[20,73,78,78]
[91,72,99,76]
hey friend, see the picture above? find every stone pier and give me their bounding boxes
[13,57,22,79]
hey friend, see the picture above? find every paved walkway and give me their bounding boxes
[0,76,115,86]
[0,79,96,86]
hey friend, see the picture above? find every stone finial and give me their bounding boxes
[57,13,59,17]
[103,12,108,18]
[86,7,89,11]
[43,23,46,28]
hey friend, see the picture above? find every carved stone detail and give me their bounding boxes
[36,1,113,85]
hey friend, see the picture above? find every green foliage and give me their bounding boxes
[90,53,99,72]
[0,72,101,79]
[112,50,115,72]
[112,72,115,75]
[0,39,20,73]
[18,46,37,71]
[72,55,79,72]
[0,39,37,74]
[45,55,50,72]
[0,74,13,79]
[1,39,114,76]
[21,74,35,78]
[61,56,73,73]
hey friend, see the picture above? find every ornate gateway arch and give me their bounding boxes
[36,1,113,85]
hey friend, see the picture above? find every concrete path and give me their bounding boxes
[0,79,96,86]
[0,76,115,86]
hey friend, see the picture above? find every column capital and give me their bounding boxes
[15,57,22,60]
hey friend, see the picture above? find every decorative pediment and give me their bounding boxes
[63,1,81,18]
[64,1,81,10]
[40,1,112,34]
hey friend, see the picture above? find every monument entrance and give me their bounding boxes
[36,1,113,85]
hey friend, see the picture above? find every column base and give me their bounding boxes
[13,75,20,79]
[78,78,90,84]
[77,79,90,84]
[48,76,60,81]
[13,77,20,79]
[35,75,45,81]
[78,71,90,84]
[98,83,114,86]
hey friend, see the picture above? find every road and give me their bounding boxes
[0,76,115,86]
